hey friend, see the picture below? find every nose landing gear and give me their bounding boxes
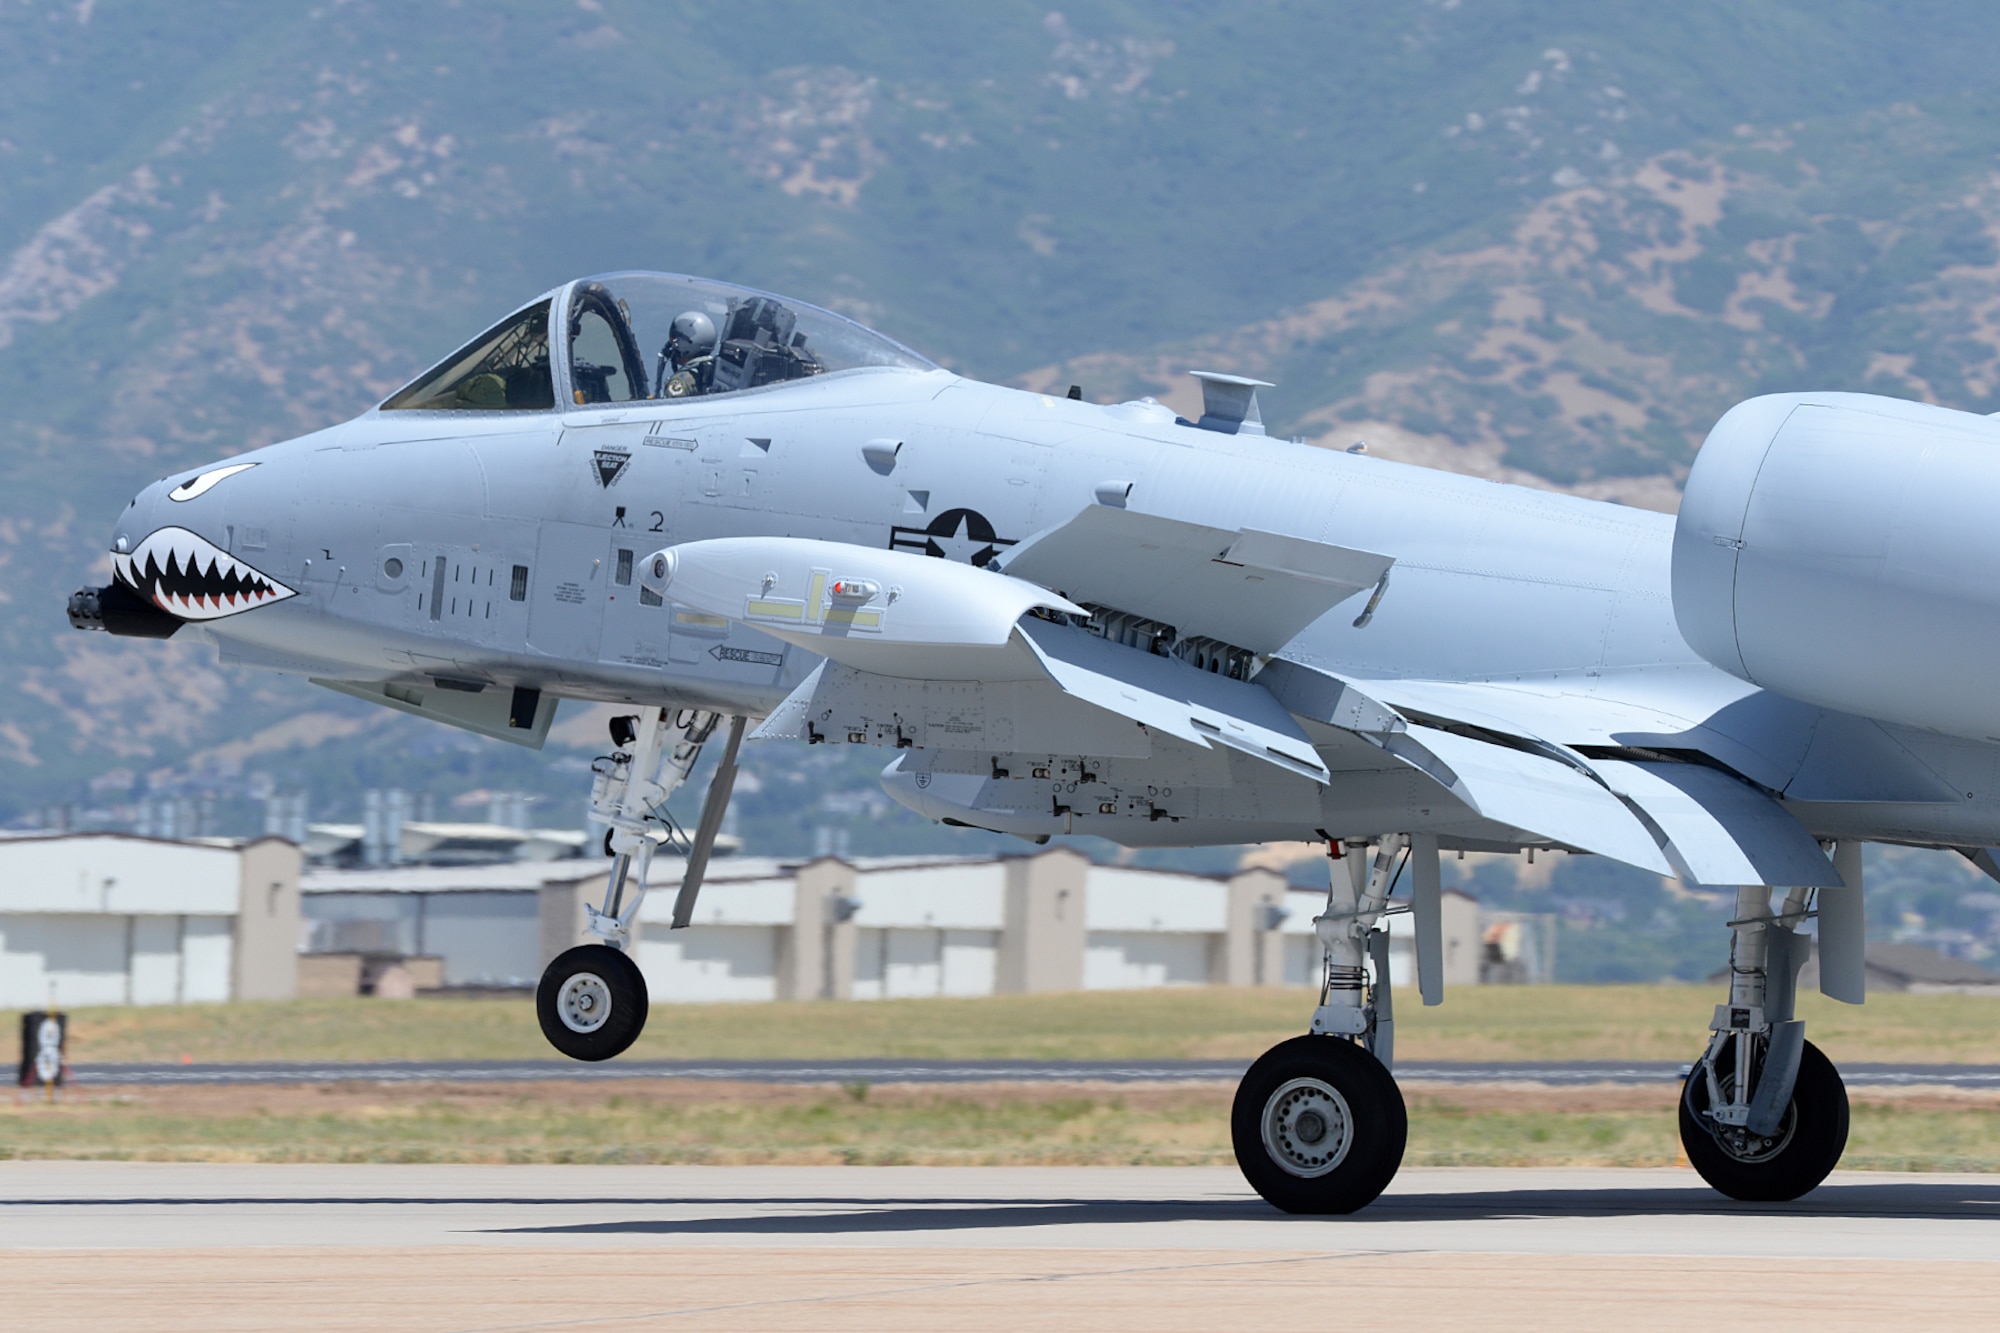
[533,706,745,1062]
[537,944,650,1061]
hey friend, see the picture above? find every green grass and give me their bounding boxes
[6,1082,1998,1170]
[0,1084,1235,1167]
[14,984,2000,1170]
[21,986,2000,1067]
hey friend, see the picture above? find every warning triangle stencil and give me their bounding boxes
[592,449,631,488]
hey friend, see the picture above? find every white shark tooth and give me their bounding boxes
[125,524,296,620]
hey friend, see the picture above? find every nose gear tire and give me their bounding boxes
[1232,1035,1407,1214]
[1680,1037,1848,1201]
[537,944,649,1062]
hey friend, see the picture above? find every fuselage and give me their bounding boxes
[88,275,2000,855]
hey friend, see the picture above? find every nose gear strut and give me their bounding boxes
[536,706,746,1064]
[581,707,747,950]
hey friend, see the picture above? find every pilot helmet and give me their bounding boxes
[669,310,716,353]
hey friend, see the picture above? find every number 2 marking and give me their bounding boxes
[648,511,665,532]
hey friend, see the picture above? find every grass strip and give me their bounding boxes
[17,986,2000,1067]
[5,1081,1999,1171]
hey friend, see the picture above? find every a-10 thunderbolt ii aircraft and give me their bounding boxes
[69,271,2000,1212]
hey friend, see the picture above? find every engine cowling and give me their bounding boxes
[1673,391,2000,741]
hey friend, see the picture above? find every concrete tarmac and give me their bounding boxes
[7,1163,2000,1329]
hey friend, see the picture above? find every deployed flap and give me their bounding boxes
[1389,725,1674,875]
[1256,657,1407,736]
[1588,759,1841,889]
[640,536,1083,681]
[1017,620,1330,781]
[996,506,1392,653]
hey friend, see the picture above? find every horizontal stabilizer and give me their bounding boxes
[639,536,1082,680]
[1389,725,1674,875]
[1588,759,1841,889]
[1017,620,1330,781]
[997,506,1392,653]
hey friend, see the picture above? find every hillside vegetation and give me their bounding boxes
[8,1,2000,823]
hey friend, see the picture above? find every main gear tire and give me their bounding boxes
[1232,1035,1407,1214]
[537,944,649,1062]
[1681,1037,1848,1202]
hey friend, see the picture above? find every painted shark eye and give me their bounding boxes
[169,461,258,502]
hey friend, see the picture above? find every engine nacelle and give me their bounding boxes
[1674,391,2000,741]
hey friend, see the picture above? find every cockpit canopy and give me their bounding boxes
[382,271,935,413]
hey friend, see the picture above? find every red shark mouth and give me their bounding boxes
[112,527,297,621]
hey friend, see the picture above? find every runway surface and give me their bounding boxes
[72,1057,2000,1087]
[5,1164,2000,1329]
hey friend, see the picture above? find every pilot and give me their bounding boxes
[657,310,718,398]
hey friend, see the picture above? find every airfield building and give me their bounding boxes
[0,833,301,1008]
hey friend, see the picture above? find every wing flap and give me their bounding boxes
[1017,620,1329,780]
[1588,759,1841,888]
[1390,725,1674,875]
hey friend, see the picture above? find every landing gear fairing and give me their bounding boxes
[70,271,2000,1212]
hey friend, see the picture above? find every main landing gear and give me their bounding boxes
[1232,838,1863,1213]
[1677,882,1852,1201]
[1234,836,1416,1214]
[535,706,746,1062]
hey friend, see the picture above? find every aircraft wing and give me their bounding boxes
[1268,659,1834,886]
[995,505,1393,653]
[1587,758,1842,888]
[1016,619,1327,781]
[1388,724,1674,875]
[651,534,1823,882]
[1258,657,1668,873]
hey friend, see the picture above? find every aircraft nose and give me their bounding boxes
[72,459,297,636]
[111,477,170,557]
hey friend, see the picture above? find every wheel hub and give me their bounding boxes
[556,972,613,1034]
[1712,1102,1798,1164]
[1261,1076,1354,1178]
[1702,1070,1799,1164]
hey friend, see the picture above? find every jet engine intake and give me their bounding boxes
[1673,392,2000,741]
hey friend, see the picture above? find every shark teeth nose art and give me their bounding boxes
[112,527,297,621]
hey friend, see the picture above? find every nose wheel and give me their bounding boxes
[1681,1036,1848,1201]
[1232,1035,1407,1214]
[537,944,649,1061]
